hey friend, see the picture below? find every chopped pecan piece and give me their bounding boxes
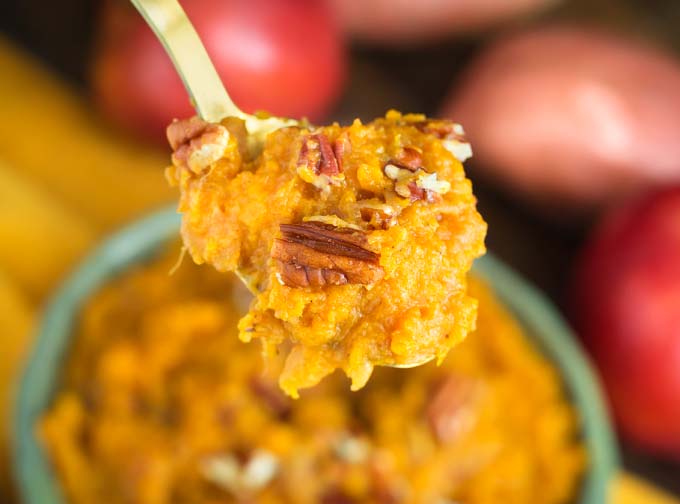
[333,434,370,463]
[414,119,472,162]
[359,202,397,229]
[249,377,291,418]
[426,376,480,443]
[167,116,230,174]
[413,119,463,140]
[297,134,344,190]
[167,116,209,150]
[406,181,438,204]
[390,145,423,171]
[383,164,449,203]
[201,449,279,495]
[271,221,384,288]
[321,489,356,504]
[333,134,351,172]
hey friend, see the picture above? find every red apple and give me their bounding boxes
[327,0,554,44]
[92,0,347,143]
[570,188,680,458]
[443,26,680,211]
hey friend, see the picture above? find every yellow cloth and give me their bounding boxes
[0,35,174,232]
[0,35,175,500]
[0,159,94,300]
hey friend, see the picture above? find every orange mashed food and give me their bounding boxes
[166,111,486,396]
[41,249,584,504]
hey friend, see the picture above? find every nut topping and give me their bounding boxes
[297,134,344,191]
[321,489,356,504]
[359,202,397,229]
[271,221,384,288]
[249,377,291,418]
[167,117,230,174]
[167,116,208,150]
[426,376,479,443]
[201,449,279,495]
[391,145,423,171]
[333,133,351,172]
[414,119,472,162]
[383,164,450,203]
[416,172,451,195]
[414,119,463,139]
[406,181,438,204]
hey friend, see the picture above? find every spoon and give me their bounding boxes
[131,0,433,369]
[130,0,297,154]
[131,0,291,293]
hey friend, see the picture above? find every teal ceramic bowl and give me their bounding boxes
[13,207,619,503]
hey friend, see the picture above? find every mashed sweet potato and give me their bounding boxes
[41,249,583,504]
[165,111,486,396]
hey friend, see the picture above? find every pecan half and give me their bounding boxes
[414,119,472,162]
[167,116,230,174]
[413,172,450,202]
[370,462,402,504]
[271,221,384,288]
[297,134,344,190]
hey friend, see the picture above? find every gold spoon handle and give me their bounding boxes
[130,0,247,122]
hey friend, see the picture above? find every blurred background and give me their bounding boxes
[2,0,680,501]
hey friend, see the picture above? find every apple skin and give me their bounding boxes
[91,0,347,143]
[442,25,680,211]
[327,0,553,44]
[570,187,680,458]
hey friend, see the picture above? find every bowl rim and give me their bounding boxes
[13,206,620,503]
